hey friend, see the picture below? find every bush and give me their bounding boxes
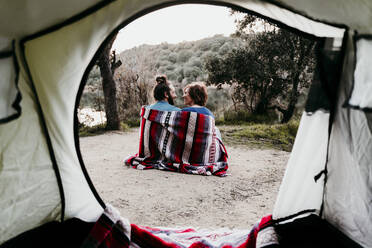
[123,118,141,127]
[79,123,106,137]
[222,110,278,125]
[120,122,130,132]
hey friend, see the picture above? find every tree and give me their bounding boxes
[204,14,316,122]
[96,34,122,130]
[115,47,155,121]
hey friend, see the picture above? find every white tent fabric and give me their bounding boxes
[0,0,103,37]
[273,111,329,219]
[1,0,372,246]
[233,0,344,37]
[0,71,61,244]
[348,38,372,109]
[275,0,372,34]
[23,0,136,223]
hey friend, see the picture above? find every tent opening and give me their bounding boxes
[75,3,344,230]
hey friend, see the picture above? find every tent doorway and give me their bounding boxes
[76,3,328,229]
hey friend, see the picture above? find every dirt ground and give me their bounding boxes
[80,128,289,230]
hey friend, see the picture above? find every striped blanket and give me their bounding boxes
[125,107,228,176]
[130,217,277,248]
[82,205,278,248]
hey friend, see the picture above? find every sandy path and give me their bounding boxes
[80,128,289,229]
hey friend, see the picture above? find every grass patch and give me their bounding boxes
[124,118,141,127]
[216,110,278,125]
[79,123,107,137]
[219,119,299,151]
[79,121,133,137]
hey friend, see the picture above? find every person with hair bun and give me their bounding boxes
[147,75,180,111]
[182,82,214,118]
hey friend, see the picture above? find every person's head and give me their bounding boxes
[182,82,208,107]
[153,75,177,105]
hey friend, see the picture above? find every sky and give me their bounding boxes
[112,4,240,52]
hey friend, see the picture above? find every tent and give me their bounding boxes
[0,0,371,247]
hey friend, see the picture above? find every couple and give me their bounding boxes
[125,75,228,177]
[147,75,214,118]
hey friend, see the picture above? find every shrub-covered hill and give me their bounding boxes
[80,34,244,116]
[118,34,244,86]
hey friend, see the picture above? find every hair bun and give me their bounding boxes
[155,75,167,84]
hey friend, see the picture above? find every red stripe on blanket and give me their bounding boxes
[140,107,146,116]
[138,118,146,157]
[148,122,161,160]
[148,109,160,121]
[173,111,190,163]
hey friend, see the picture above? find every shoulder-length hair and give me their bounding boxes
[184,82,208,106]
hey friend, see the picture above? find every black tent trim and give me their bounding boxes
[272,209,317,224]
[19,41,66,222]
[21,0,117,44]
[343,34,372,112]
[0,50,13,58]
[0,41,22,124]
[74,64,106,209]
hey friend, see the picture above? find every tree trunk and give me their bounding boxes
[254,98,268,115]
[97,34,120,130]
[281,95,297,123]
[280,43,315,123]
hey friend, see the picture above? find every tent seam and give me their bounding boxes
[21,0,117,44]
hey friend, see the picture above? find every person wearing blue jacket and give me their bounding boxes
[181,82,214,118]
[147,75,180,111]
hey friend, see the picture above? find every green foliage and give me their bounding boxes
[220,110,278,125]
[205,86,231,115]
[219,118,299,151]
[122,118,141,127]
[80,65,105,110]
[205,14,317,120]
[79,123,107,137]
[177,50,193,63]
[120,122,130,131]
[79,121,134,137]
[80,28,312,128]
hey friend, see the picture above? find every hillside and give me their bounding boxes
[80,34,244,118]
